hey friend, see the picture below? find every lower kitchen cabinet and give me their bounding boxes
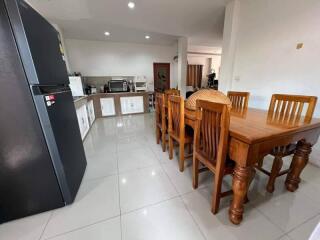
[100,97,116,116]
[87,100,95,125]
[76,104,90,140]
[120,96,144,114]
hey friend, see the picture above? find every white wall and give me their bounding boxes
[65,39,178,90]
[219,0,240,93]
[229,0,320,115]
[223,0,320,165]
[178,37,188,97]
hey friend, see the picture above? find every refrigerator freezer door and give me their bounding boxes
[0,0,64,223]
[34,90,87,204]
[5,0,69,86]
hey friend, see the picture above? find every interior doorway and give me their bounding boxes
[153,63,170,92]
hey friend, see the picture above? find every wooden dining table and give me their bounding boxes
[184,107,320,225]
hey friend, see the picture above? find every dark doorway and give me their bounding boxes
[153,63,170,92]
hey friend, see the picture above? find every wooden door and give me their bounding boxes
[153,63,170,92]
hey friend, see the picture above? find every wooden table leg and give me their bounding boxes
[285,140,312,192]
[229,164,253,225]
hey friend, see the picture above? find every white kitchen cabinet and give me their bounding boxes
[76,104,90,140]
[120,96,144,114]
[100,97,116,116]
[87,100,95,125]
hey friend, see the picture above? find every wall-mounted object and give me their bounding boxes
[296,43,304,49]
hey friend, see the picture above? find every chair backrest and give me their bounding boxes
[165,89,180,106]
[168,95,184,138]
[194,100,230,167]
[155,93,165,127]
[227,91,250,110]
[268,94,317,124]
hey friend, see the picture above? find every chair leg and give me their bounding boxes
[169,136,173,160]
[161,130,166,152]
[212,173,223,214]
[179,142,185,172]
[156,127,160,144]
[192,155,199,189]
[267,155,283,193]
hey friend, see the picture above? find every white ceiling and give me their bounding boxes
[27,0,229,47]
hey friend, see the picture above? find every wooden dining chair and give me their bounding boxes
[192,100,234,214]
[168,95,193,172]
[257,94,317,193]
[164,89,180,107]
[155,92,167,152]
[227,91,250,111]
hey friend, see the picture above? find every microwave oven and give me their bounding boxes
[108,80,128,92]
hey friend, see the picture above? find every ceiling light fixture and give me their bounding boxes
[128,2,135,9]
[104,31,110,36]
[145,35,150,39]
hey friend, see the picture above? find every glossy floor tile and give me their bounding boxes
[119,166,178,213]
[254,190,320,232]
[118,147,160,173]
[288,214,320,240]
[162,160,213,195]
[42,176,120,239]
[46,217,121,240]
[1,113,320,240]
[182,187,284,240]
[84,150,118,180]
[121,198,205,240]
[0,212,51,240]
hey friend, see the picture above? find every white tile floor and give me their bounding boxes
[1,113,320,240]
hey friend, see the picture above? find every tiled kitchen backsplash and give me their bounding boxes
[83,76,135,93]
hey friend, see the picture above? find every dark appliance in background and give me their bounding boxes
[207,73,218,90]
[0,0,87,223]
[108,80,129,92]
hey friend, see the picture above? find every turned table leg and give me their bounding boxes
[285,140,312,192]
[229,165,253,225]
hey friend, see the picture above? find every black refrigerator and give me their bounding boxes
[0,0,87,223]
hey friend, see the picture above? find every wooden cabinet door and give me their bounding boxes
[153,63,170,92]
[100,98,116,116]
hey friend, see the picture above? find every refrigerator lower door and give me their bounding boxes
[0,0,64,223]
[33,89,87,204]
